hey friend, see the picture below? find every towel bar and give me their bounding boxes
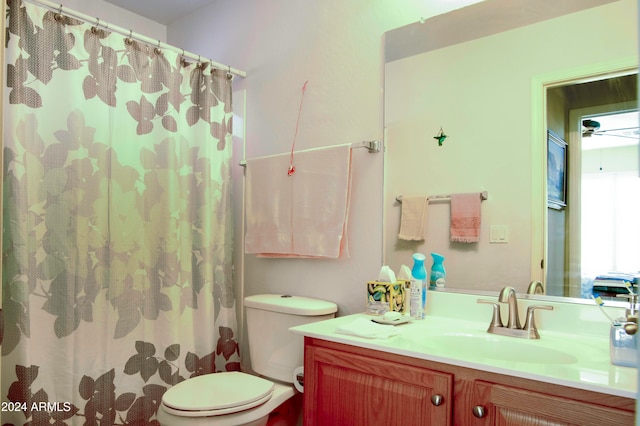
[396,191,488,204]
[239,140,381,166]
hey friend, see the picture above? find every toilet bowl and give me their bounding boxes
[157,294,337,425]
[157,372,295,426]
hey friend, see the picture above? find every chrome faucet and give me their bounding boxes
[478,286,553,339]
[499,286,521,329]
[527,280,544,295]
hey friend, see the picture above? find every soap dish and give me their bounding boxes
[371,315,412,326]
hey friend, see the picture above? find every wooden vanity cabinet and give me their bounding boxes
[303,338,635,426]
[467,381,635,426]
[304,339,452,425]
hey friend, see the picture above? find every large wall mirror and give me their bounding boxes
[383,0,638,301]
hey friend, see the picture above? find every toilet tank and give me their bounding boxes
[244,294,337,383]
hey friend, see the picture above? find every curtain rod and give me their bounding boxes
[22,0,247,78]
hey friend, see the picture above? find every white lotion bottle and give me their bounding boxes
[410,253,427,319]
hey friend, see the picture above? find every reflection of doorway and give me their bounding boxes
[578,109,640,289]
[546,73,638,298]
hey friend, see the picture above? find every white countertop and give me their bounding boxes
[290,291,638,399]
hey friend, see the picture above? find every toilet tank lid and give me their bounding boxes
[245,294,337,316]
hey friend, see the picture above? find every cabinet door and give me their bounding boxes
[468,381,634,426]
[304,345,452,426]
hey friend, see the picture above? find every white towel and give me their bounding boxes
[335,318,402,339]
[244,152,292,255]
[290,145,352,258]
[398,196,428,241]
[245,144,352,258]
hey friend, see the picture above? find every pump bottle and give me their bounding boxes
[410,253,427,319]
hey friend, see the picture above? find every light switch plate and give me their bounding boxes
[490,224,509,243]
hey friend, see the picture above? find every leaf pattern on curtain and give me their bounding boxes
[2,1,239,424]
[6,2,232,138]
[6,331,240,425]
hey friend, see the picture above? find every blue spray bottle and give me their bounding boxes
[410,253,427,319]
[430,253,446,289]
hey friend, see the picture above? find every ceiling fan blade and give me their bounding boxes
[593,126,639,133]
[591,133,638,141]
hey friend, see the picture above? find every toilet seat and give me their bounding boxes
[161,372,275,417]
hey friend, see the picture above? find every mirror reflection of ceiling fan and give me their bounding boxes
[581,111,639,151]
[582,118,639,139]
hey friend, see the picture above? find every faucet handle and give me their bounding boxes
[477,299,504,328]
[523,305,553,339]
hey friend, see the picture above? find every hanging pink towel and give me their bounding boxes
[398,196,428,241]
[244,144,352,259]
[244,152,293,255]
[450,193,481,243]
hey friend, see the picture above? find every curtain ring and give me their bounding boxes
[125,29,133,45]
[227,66,233,80]
[54,4,63,22]
[180,49,188,67]
[154,39,162,55]
[91,17,100,34]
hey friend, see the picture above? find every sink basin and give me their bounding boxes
[422,333,578,365]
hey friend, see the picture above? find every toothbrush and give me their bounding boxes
[590,295,617,325]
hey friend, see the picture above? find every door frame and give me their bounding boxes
[531,58,638,288]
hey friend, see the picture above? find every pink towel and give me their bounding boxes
[398,196,428,241]
[244,152,292,255]
[245,145,352,259]
[450,193,481,243]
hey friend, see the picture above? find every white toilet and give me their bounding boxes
[157,294,337,426]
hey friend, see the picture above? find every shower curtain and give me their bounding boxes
[2,1,239,424]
